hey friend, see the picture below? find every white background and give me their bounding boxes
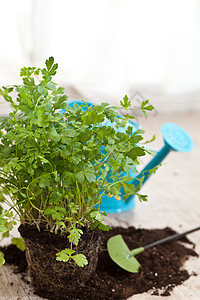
[0,0,200,113]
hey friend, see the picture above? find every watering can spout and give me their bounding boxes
[130,122,194,189]
[100,122,193,213]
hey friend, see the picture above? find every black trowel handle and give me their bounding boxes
[144,226,200,250]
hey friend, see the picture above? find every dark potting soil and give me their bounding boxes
[0,226,198,300]
[0,243,28,273]
[18,224,101,298]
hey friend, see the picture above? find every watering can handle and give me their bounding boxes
[130,123,194,189]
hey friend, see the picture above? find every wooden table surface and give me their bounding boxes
[0,111,200,300]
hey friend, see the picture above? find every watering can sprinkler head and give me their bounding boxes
[161,123,193,153]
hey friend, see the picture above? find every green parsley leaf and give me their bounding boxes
[56,248,75,262]
[0,225,7,233]
[0,251,5,266]
[11,237,26,252]
[72,254,88,267]
[90,210,103,222]
[120,95,131,109]
[68,228,83,246]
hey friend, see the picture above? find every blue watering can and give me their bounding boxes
[66,100,194,213]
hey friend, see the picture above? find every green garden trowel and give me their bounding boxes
[107,226,200,273]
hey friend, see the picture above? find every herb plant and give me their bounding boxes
[0,57,154,267]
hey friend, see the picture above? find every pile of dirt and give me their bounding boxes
[0,243,27,273]
[0,226,198,300]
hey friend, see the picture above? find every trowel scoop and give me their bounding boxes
[107,226,200,273]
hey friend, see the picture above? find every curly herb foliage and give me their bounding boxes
[0,57,154,266]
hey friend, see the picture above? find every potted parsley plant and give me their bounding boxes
[0,57,154,298]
